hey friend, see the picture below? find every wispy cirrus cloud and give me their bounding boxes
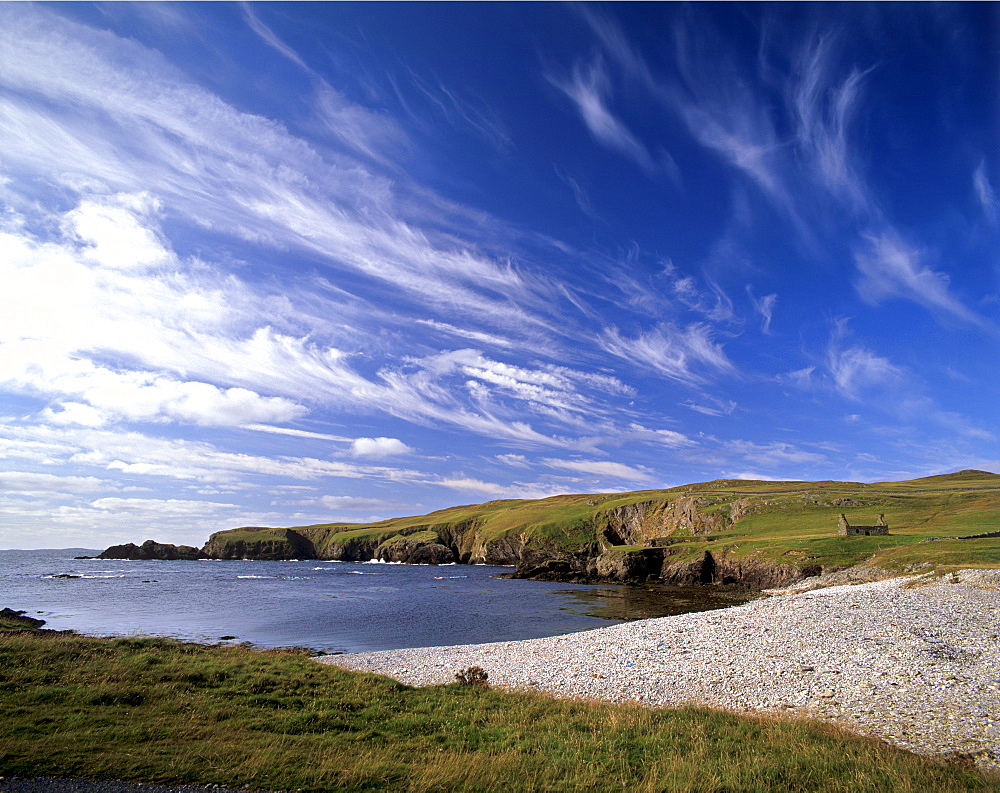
[0,6,541,333]
[683,397,737,417]
[242,4,311,72]
[541,457,653,482]
[725,440,827,470]
[407,70,512,152]
[0,192,615,448]
[746,287,777,334]
[853,233,986,327]
[788,35,871,211]
[825,339,907,402]
[582,11,990,334]
[0,471,111,496]
[0,425,418,489]
[973,162,999,226]
[600,322,736,385]
[549,58,656,173]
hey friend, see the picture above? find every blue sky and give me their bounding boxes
[1,3,998,549]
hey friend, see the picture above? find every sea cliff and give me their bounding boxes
[93,470,1000,590]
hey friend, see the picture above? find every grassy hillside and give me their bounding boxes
[1,629,997,792]
[204,470,1000,580]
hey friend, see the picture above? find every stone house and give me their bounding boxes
[837,513,889,536]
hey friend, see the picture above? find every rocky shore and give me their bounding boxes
[319,569,1000,771]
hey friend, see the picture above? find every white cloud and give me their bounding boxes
[621,423,694,448]
[726,440,827,469]
[242,5,311,72]
[0,425,427,487]
[66,195,170,271]
[496,453,530,468]
[826,342,906,401]
[0,198,583,446]
[973,162,999,226]
[41,402,106,428]
[789,35,869,210]
[0,471,109,496]
[733,472,796,482]
[0,8,695,458]
[241,425,352,442]
[778,366,817,391]
[350,437,413,458]
[89,497,240,515]
[0,435,79,465]
[542,457,652,481]
[436,477,516,496]
[746,287,777,334]
[683,398,737,417]
[315,495,396,510]
[0,6,541,332]
[416,319,515,349]
[600,323,736,385]
[550,58,655,173]
[854,233,983,325]
[2,341,306,428]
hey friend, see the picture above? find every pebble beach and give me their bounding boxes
[319,569,1000,770]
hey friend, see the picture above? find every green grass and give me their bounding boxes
[1,631,997,792]
[203,470,1000,577]
[205,528,296,544]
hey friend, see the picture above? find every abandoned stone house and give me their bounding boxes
[838,513,889,536]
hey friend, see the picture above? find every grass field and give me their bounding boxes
[2,625,998,792]
[206,469,1000,577]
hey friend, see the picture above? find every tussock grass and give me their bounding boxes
[1,631,997,791]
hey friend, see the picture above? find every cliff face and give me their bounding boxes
[201,528,316,560]
[100,470,994,589]
[597,496,746,549]
[375,537,456,564]
[182,493,807,588]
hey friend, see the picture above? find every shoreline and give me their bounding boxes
[319,569,1000,771]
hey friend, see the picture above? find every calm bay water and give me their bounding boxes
[1,549,749,653]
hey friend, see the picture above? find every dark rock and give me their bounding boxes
[375,537,456,564]
[96,543,144,560]
[0,608,46,628]
[594,548,664,582]
[97,540,206,561]
[321,537,381,561]
[202,528,315,560]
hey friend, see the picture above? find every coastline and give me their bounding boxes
[319,569,1000,770]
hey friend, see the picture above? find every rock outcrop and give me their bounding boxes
[97,540,206,560]
[375,537,456,564]
[92,471,1000,590]
[201,528,315,560]
[0,608,46,629]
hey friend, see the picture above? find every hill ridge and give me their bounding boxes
[99,470,1000,588]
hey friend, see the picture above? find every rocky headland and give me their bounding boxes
[88,470,1000,591]
[86,539,207,561]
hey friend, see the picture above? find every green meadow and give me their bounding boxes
[210,469,1000,576]
[1,625,998,792]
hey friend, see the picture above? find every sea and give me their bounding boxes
[0,549,752,654]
